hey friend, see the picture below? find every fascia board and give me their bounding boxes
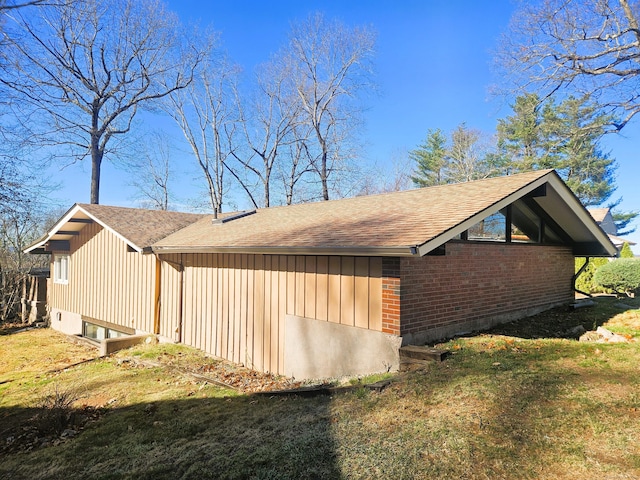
[544,175,617,256]
[152,245,417,257]
[24,204,84,253]
[77,207,144,253]
[24,204,144,254]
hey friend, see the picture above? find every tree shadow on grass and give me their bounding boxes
[0,323,37,336]
[0,392,341,480]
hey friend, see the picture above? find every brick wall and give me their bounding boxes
[393,241,575,344]
[381,257,401,335]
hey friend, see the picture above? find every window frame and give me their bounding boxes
[53,254,69,284]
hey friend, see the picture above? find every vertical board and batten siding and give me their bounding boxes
[158,253,383,376]
[48,222,156,333]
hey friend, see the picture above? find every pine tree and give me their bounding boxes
[410,129,447,187]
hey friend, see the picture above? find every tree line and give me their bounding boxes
[0,0,376,217]
[410,92,637,234]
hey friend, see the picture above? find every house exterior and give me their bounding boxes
[587,207,635,250]
[27,170,616,379]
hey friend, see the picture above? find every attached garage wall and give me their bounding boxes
[49,222,157,334]
[398,241,575,344]
[159,254,383,375]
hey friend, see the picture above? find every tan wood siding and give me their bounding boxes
[48,222,156,333]
[160,254,383,375]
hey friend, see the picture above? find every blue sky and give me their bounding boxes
[47,0,640,251]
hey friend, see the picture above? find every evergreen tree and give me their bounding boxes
[410,124,495,187]
[410,129,446,187]
[544,96,617,207]
[497,94,636,231]
[620,242,635,259]
[496,93,559,172]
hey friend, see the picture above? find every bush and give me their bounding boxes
[620,242,635,259]
[35,384,79,435]
[575,257,610,294]
[594,258,640,296]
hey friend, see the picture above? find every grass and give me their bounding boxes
[1,296,639,479]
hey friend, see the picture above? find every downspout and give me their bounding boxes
[177,253,184,343]
[573,256,592,297]
[155,254,185,343]
[153,256,161,335]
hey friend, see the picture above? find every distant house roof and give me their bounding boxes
[25,204,206,254]
[588,208,610,224]
[153,169,617,257]
[587,207,635,247]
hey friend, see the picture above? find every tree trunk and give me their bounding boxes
[90,136,102,204]
[321,150,329,201]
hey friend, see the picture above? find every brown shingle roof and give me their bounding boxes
[78,204,206,248]
[154,170,554,253]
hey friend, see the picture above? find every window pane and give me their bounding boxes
[84,323,106,340]
[107,329,126,339]
[468,212,506,241]
[53,255,69,284]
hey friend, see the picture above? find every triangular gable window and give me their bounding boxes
[458,200,564,245]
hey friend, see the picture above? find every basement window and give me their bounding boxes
[83,322,128,341]
[53,254,69,284]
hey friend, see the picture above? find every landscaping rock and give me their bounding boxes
[579,327,631,343]
[596,327,629,343]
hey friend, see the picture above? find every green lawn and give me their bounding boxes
[1,296,639,479]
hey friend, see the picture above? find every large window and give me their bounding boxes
[459,201,565,245]
[53,254,69,284]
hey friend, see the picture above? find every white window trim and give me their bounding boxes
[54,254,69,284]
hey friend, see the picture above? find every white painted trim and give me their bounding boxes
[24,203,143,254]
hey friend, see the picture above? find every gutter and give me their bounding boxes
[150,245,421,257]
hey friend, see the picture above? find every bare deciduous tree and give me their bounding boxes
[284,13,376,201]
[165,53,238,216]
[229,57,309,208]
[358,150,413,196]
[0,0,202,203]
[130,133,172,211]
[278,122,315,205]
[497,0,640,132]
[447,124,495,183]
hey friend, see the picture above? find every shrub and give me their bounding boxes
[35,384,79,435]
[594,258,640,296]
[620,242,635,259]
[575,257,610,294]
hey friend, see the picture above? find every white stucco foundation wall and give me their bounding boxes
[49,308,83,336]
[284,315,402,380]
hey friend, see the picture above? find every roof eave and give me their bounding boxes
[416,173,555,256]
[24,204,144,254]
[416,171,617,258]
[151,245,419,257]
[544,174,617,257]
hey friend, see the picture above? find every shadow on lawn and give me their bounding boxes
[485,296,639,340]
[0,323,38,336]
[0,392,341,480]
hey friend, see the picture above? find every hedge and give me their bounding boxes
[594,258,640,296]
